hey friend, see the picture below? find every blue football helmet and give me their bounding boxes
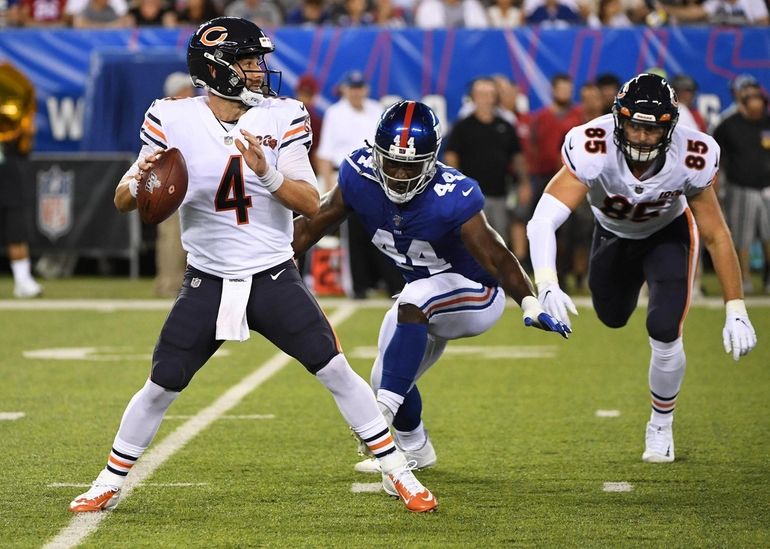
[187,17,282,106]
[372,100,441,204]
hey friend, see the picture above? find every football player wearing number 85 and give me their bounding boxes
[70,17,439,515]
[293,100,571,477]
[527,73,758,464]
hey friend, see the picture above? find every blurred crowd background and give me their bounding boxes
[1,0,768,29]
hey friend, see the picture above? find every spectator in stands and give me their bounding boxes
[71,0,130,26]
[284,0,328,25]
[445,77,527,242]
[555,81,602,291]
[177,0,221,25]
[587,0,632,26]
[0,0,22,26]
[373,0,409,26]
[316,71,400,299]
[595,72,621,115]
[331,0,375,25]
[0,62,42,298]
[128,0,176,26]
[526,0,581,26]
[19,0,67,25]
[153,72,195,298]
[671,73,706,133]
[487,0,523,27]
[656,0,769,25]
[714,82,770,294]
[712,73,759,132]
[526,73,582,274]
[294,74,323,171]
[414,0,489,28]
[225,0,282,26]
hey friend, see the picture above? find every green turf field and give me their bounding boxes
[0,277,768,547]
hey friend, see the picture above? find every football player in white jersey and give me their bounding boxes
[69,17,437,514]
[527,73,757,463]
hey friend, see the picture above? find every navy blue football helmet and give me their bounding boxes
[373,100,441,204]
[613,73,679,163]
[187,17,282,106]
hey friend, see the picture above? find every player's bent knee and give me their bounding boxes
[150,362,192,392]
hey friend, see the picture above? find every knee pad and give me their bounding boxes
[150,360,191,392]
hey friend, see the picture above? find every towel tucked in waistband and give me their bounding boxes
[215,276,252,341]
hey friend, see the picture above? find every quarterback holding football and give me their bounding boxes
[527,73,758,463]
[70,17,437,515]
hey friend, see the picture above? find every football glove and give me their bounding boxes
[722,299,757,361]
[537,283,578,330]
[521,296,571,339]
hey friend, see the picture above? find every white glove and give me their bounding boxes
[722,299,757,361]
[537,282,578,329]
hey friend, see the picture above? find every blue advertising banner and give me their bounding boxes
[0,27,768,152]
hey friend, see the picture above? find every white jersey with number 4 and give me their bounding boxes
[139,95,314,278]
[561,114,719,240]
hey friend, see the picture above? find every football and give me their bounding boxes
[136,147,188,225]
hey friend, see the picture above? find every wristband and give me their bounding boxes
[258,164,285,193]
[521,295,542,319]
[534,268,558,291]
[725,299,747,317]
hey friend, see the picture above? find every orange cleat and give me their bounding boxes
[69,470,122,512]
[383,461,437,513]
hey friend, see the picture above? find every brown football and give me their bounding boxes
[136,147,188,225]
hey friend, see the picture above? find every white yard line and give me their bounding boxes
[42,303,358,549]
[351,482,383,493]
[48,483,209,488]
[603,482,634,493]
[3,296,770,311]
[163,414,275,420]
[595,410,621,418]
[0,412,25,421]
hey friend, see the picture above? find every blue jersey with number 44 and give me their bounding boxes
[338,147,497,287]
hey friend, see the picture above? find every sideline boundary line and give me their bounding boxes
[42,303,358,549]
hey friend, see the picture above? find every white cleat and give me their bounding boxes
[69,469,122,512]
[642,422,675,463]
[13,279,42,299]
[355,432,437,473]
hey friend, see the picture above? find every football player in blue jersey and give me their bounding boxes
[293,100,571,473]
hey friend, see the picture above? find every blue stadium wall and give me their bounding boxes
[0,27,768,153]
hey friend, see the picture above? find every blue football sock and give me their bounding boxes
[393,386,423,432]
[380,321,429,397]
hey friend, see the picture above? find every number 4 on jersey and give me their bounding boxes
[215,156,252,224]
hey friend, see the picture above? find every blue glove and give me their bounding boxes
[521,296,572,339]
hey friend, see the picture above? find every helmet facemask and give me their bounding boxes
[373,140,438,204]
[201,51,281,106]
[613,112,673,163]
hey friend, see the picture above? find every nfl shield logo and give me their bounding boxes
[393,214,402,227]
[37,165,74,241]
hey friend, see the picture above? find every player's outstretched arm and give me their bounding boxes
[461,212,570,338]
[526,166,588,328]
[689,185,757,360]
[292,185,349,257]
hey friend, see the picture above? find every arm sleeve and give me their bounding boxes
[277,144,318,188]
[526,193,572,285]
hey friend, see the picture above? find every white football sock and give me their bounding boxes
[315,353,380,429]
[648,337,685,427]
[376,388,404,418]
[395,421,427,452]
[11,258,34,285]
